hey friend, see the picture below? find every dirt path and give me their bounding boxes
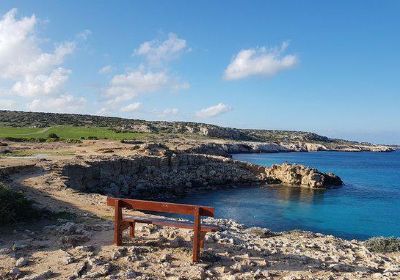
[15,127,51,136]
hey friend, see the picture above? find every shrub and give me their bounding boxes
[364,237,400,253]
[0,183,41,224]
[47,133,59,139]
[87,136,98,140]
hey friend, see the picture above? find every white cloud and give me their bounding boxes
[27,95,86,113]
[99,65,112,74]
[159,108,179,117]
[134,33,188,65]
[76,29,92,40]
[0,99,16,110]
[120,102,142,112]
[224,41,297,80]
[0,8,75,97]
[195,103,234,118]
[104,69,171,104]
[101,33,189,107]
[103,68,188,105]
[11,67,71,97]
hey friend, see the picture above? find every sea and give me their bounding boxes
[177,150,400,240]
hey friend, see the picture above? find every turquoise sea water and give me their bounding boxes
[177,150,400,240]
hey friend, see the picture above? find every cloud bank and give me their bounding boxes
[0,8,86,113]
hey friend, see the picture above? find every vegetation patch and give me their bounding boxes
[0,183,42,224]
[364,237,400,253]
[0,125,147,141]
[3,136,47,142]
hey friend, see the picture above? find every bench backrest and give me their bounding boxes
[107,197,215,217]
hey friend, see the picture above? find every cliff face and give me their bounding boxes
[60,148,343,200]
[61,154,264,200]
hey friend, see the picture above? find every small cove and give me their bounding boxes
[176,150,400,240]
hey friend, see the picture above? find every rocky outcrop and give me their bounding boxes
[60,148,342,200]
[264,163,343,188]
[61,153,265,200]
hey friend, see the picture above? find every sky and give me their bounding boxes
[0,1,399,144]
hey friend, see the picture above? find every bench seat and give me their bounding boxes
[123,215,219,232]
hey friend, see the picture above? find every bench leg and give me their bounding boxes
[129,222,136,239]
[199,232,206,249]
[114,200,122,246]
[193,229,201,262]
[114,223,122,246]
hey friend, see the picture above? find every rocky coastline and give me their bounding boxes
[182,141,395,157]
[59,144,343,201]
[0,140,399,279]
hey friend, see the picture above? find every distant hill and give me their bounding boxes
[0,110,370,145]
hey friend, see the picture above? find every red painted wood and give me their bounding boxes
[193,206,201,262]
[129,222,135,239]
[123,215,219,232]
[107,197,214,217]
[107,197,219,262]
[114,199,122,245]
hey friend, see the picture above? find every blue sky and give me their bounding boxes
[0,1,399,144]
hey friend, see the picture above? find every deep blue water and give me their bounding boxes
[177,150,400,240]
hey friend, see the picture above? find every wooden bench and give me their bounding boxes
[106,197,219,262]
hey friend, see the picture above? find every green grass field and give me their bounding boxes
[0,126,147,140]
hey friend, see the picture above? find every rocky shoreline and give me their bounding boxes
[59,144,343,201]
[182,141,395,157]
[1,206,399,280]
[0,140,399,279]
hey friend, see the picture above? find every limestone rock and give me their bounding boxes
[264,163,343,188]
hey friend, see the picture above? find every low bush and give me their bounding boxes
[87,136,99,140]
[47,133,59,139]
[0,183,41,224]
[364,237,400,253]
